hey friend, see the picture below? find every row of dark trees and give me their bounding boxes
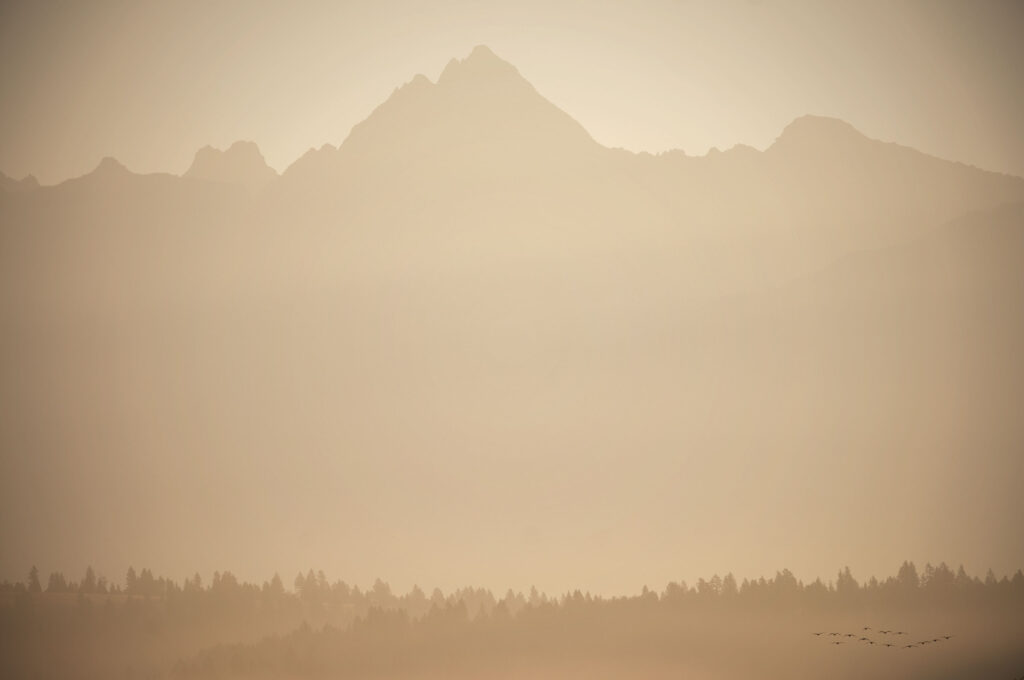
[178,564,1024,680]
[2,561,1023,680]
[17,565,169,597]
[5,560,1021,612]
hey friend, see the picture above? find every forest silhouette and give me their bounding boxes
[2,561,1023,679]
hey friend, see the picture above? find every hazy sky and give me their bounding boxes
[2,0,1023,184]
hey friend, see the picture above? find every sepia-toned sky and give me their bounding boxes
[1,0,1023,184]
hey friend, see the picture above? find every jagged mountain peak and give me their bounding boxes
[437,44,522,85]
[94,156,130,175]
[281,46,596,183]
[348,47,592,162]
[184,140,277,192]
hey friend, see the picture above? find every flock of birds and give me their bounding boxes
[812,626,953,649]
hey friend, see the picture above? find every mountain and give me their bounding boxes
[621,113,1024,260]
[0,171,39,192]
[266,47,1023,299]
[0,155,251,321]
[184,140,278,193]
[759,114,1024,247]
[273,44,616,250]
[1,45,1024,589]
[283,45,596,184]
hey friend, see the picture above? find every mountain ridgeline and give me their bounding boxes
[1,46,1023,596]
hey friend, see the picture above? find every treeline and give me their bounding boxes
[12,565,166,597]
[1,566,514,623]
[660,561,1024,609]
[3,560,1021,613]
[177,562,1024,680]
[2,561,1023,680]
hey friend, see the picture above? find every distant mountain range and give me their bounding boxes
[5,45,1020,290]
[1,45,1022,586]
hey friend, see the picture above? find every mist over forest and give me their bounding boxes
[3,561,1023,679]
